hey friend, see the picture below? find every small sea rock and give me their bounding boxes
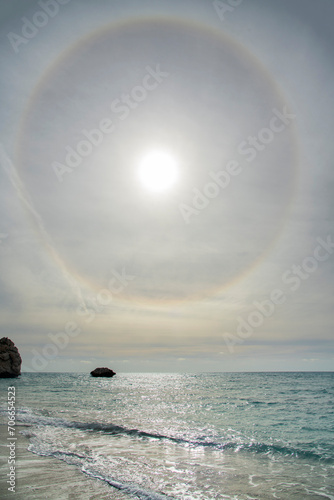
[90,367,116,377]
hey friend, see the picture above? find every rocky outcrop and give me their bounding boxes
[0,338,22,378]
[90,367,116,377]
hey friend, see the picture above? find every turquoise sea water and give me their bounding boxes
[1,372,334,499]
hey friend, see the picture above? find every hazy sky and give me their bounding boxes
[0,0,333,372]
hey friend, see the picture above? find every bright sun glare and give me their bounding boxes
[138,150,178,192]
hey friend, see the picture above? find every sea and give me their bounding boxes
[1,372,334,500]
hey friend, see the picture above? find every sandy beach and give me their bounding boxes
[0,423,130,500]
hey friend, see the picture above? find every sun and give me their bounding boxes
[138,150,178,192]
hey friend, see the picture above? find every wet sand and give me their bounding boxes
[0,423,130,499]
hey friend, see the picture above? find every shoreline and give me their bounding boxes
[0,423,131,499]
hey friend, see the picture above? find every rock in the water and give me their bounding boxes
[0,337,22,378]
[90,367,116,377]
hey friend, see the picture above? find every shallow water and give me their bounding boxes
[1,372,333,499]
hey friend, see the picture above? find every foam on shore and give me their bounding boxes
[0,423,131,499]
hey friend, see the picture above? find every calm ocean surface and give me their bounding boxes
[1,372,334,499]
